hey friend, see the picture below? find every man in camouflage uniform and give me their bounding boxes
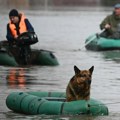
[100,3,120,39]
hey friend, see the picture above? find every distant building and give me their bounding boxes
[0,0,29,9]
[0,0,120,10]
[52,0,99,6]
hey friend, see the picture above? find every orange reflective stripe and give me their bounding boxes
[9,13,27,38]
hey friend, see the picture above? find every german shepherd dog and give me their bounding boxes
[66,65,94,102]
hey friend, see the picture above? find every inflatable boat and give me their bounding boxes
[6,91,109,116]
[85,34,120,51]
[0,32,59,66]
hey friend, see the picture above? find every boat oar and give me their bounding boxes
[80,30,104,50]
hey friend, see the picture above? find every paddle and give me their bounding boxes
[80,29,105,50]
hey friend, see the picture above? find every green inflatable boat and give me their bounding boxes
[6,91,109,116]
[0,32,59,66]
[85,34,120,51]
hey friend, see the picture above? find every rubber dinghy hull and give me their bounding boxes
[6,91,109,116]
[0,41,59,66]
[85,34,120,51]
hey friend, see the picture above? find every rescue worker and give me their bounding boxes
[6,9,35,64]
[100,3,120,39]
[6,9,34,42]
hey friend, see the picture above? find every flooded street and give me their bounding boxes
[0,6,120,119]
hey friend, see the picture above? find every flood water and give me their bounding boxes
[1,6,120,120]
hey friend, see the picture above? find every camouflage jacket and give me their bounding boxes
[100,12,120,34]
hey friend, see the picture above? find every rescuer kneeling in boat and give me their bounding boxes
[100,3,120,39]
[6,9,35,64]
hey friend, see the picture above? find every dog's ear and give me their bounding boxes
[89,66,94,74]
[74,65,80,74]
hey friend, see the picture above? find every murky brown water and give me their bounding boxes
[0,6,120,120]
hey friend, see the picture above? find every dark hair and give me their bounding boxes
[9,9,19,17]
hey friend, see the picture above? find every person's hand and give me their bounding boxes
[105,24,111,29]
[14,35,18,39]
